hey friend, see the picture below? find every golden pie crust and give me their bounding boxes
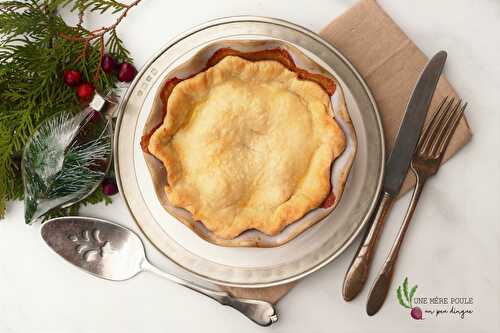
[146,49,346,240]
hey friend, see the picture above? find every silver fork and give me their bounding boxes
[366,97,468,315]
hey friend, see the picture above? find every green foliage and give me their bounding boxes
[0,0,134,217]
[61,0,130,14]
[403,277,410,305]
[409,285,418,308]
[106,29,131,62]
[397,286,411,309]
[396,277,418,309]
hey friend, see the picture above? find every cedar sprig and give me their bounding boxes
[62,0,130,14]
[58,0,140,76]
[0,0,140,218]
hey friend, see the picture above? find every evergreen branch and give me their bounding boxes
[58,0,142,72]
[76,1,85,27]
[0,0,136,217]
[0,2,48,38]
[58,0,142,41]
[61,0,130,14]
[105,29,131,61]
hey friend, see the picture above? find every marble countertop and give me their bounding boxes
[1,0,499,332]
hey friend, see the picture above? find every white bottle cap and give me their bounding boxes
[89,93,106,112]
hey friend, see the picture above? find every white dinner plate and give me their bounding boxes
[114,16,384,287]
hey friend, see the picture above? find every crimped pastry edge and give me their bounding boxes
[142,39,357,247]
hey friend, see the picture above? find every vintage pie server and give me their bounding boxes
[41,216,278,326]
[342,51,447,301]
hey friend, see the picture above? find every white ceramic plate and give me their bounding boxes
[115,16,384,287]
[141,39,357,248]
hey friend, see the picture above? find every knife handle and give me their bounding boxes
[366,176,426,315]
[342,192,394,301]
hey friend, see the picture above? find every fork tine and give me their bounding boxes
[420,97,454,155]
[417,96,447,149]
[429,99,462,156]
[434,102,467,160]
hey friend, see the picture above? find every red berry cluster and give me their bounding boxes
[63,54,137,101]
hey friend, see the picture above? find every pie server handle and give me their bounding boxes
[141,260,278,326]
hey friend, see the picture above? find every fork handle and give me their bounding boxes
[366,173,426,316]
[342,192,394,301]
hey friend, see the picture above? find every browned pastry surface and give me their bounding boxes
[144,48,346,239]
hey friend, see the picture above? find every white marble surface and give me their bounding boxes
[1,0,499,332]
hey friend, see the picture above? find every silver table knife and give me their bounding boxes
[342,51,447,301]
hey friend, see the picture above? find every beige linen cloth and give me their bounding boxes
[223,0,472,303]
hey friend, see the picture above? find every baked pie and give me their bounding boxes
[144,48,347,240]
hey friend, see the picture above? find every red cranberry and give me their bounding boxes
[63,69,81,87]
[101,54,117,73]
[102,178,118,196]
[76,83,95,101]
[118,62,137,82]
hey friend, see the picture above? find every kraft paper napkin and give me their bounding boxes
[226,0,472,302]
